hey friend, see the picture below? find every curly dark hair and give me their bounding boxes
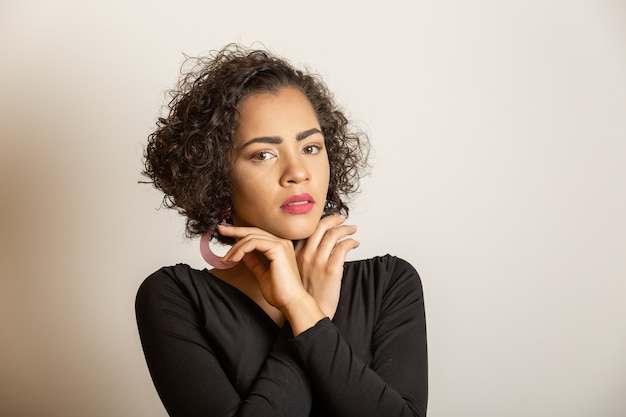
[143,44,369,243]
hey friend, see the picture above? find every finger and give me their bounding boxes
[222,234,270,263]
[323,239,359,279]
[296,215,346,252]
[303,215,346,248]
[327,238,360,268]
[223,234,290,264]
[316,224,358,257]
[241,250,269,279]
[301,224,357,266]
[296,224,357,274]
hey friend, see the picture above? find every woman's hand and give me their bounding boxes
[218,225,308,312]
[294,215,359,319]
[217,216,358,333]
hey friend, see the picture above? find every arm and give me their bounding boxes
[291,257,428,417]
[135,269,313,417]
[218,215,359,336]
[217,222,427,415]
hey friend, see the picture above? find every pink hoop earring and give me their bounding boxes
[200,231,234,269]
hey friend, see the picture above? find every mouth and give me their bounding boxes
[281,193,315,214]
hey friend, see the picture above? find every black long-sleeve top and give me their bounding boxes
[136,254,428,416]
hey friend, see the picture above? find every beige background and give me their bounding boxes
[1,1,625,416]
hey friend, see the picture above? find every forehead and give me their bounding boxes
[234,87,319,140]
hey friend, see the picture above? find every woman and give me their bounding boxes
[136,44,428,417]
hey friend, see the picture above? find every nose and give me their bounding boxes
[280,153,310,186]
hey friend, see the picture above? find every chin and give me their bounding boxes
[271,226,316,241]
[267,218,319,241]
[233,212,321,241]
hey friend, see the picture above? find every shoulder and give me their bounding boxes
[334,255,424,339]
[345,253,416,270]
[137,263,200,290]
[135,264,208,308]
[345,254,421,286]
[343,254,424,303]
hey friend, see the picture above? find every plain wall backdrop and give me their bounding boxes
[1,1,625,416]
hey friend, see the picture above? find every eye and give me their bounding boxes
[251,150,276,161]
[303,144,322,155]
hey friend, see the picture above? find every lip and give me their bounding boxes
[280,193,315,214]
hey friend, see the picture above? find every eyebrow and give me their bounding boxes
[240,128,322,149]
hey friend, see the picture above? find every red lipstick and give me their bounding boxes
[281,193,315,214]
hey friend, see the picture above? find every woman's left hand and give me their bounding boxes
[294,215,359,319]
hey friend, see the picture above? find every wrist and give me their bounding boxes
[281,292,326,337]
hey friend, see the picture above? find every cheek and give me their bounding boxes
[231,182,253,207]
[321,163,331,188]
[230,172,271,214]
[230,168,255,200]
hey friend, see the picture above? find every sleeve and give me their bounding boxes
[135,269,313,417]
[290,257,428,417]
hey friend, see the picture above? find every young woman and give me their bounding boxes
[136,44,428,417]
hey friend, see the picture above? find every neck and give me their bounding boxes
[210,261,285,327]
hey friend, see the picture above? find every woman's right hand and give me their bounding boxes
[218,225,328,336]
[217,216,358,334]
[217,224,310,313]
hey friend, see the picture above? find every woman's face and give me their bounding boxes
[230,87,330,240]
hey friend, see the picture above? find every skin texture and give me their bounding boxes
[230,87,330,240]
[213,87,360,335]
